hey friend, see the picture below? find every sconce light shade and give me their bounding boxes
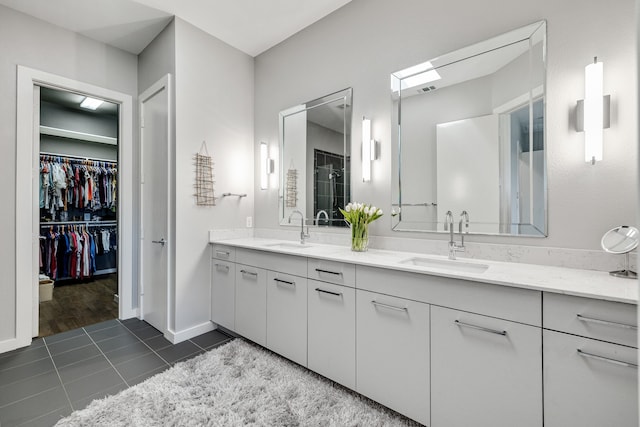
[362,117,372,182]
[260,142,273,190]
[584,58,604,164]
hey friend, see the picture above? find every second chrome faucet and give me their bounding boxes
[444,210,470,260]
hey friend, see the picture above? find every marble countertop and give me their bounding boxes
[210,237,638,305]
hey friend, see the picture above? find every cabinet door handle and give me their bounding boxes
[455,320,507,336]
[315,288,342,297]
[315,268,343,276]
[371,300,407,312]
[240,269,258,277]
[577,349,638,369]
[215,250,230,257]
[274,278,295,287]
[214,263,229,271]
[577,314,637,330]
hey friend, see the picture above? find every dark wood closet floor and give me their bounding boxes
[39,274,118,338]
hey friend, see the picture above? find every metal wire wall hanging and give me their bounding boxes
[285,161,298,207]
[194,141,215,206]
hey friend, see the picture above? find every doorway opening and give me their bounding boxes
[37,87,120,337]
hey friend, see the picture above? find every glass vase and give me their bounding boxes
[351,222,369,252]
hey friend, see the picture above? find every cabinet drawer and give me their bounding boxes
[307,259,355,287]
[236,248,306,277]
[211,260,235,330]
[356,265,541,326]
[308,280,356,390]
[544,330,638,427]
[543,293,637,347]
[212,244,235,262]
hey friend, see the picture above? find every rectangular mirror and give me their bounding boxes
[391,21,547,236]
[279,88,352,226]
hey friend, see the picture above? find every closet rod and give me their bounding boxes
[40,220,117,227]
[39,151,117,164]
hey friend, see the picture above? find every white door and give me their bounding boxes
[139,75,171,334]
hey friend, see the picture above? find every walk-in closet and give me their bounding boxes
[38,87,119,337]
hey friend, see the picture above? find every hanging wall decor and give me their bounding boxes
[285,162,298,208]
[194,141,215,206]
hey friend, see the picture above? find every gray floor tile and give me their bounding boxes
[103,341,152,366]
[64,367,125,404]
[46,334,92,356]
[71,382,128,412]
[0,387,69,427]
[0,370,61,408]
[144,335,172,351]
[51,344,101,369]
[129,325,162,340]
[0,358,55,387]
[127,365,169,387]
[57,355,111,384]
[173,350,206,365]
[29,338,45,349]
[20,405,72,427]
[87,324,132,342]
[0,346,50,371]
[95,333,141,353]
[121,318,150,331]
[114,352,168,382]
[43,328,85,345]
[157,340,201,364]
[83,319,120,333]
[190,329,231,350]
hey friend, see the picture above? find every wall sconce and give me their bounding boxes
[576,57,610,165]
[362,117,378,182]
[260,141,274,190]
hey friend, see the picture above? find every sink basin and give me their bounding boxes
[399,257,489,273]
[264,242,314,250]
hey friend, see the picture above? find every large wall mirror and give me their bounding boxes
[391,21,547,236]
[279,88,352,226]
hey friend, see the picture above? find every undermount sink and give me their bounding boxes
[399,256,489,273]
[264,242,315,250]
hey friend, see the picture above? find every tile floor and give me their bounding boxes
[0,319,233,427]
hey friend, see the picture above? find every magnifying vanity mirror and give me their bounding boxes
[391,21,547,236]
[601,225,638,279]
[279,88,352,227]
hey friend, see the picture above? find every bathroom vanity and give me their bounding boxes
[209,238,637,427]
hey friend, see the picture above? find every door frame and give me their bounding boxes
[138,74,173,337]
[11,66,135,351]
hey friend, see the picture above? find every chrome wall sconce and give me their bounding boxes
[362,117,378,182]
[576,57,610,165]
[260,141,274,190]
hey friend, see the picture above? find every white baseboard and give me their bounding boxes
[165,321,215,344]
[0,336,31,354]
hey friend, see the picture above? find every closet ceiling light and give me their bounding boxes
[80,97,104,110]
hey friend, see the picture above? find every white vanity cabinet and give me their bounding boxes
[431,306,542,427]
[266,271,307,366]
[543,293,638,427]
[356,289,430,426]
[210,244,236,330]
[234,264,267,346]
[307,279,356,390]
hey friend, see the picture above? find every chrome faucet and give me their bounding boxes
[288,210,310,244]
[315,210,329,225]
[444,210,467,260]
[458,210,470,248]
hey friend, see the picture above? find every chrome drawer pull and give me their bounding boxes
[371,301,408,312]
[455,320,507,336]
[315,268,343,276]
[576,314,637,330]
[214,263,229,270]
[215,250,230,257]
[240,269,258,277]
[315,288,342,297]
[577,349,637,369]
[274,278,295,287]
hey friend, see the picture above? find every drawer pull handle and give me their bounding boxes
[240,269,258,277]
[315,268,343,276]
[215,250,230,257]
[577,349,637,369]
[576,314,637,330]
[455,320,507,336]
[371,301,408,312]
[274,278,295,287]
[315,288,342,297]
[214,263,229,271]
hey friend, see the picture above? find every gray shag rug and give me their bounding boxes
[55,339,419,426]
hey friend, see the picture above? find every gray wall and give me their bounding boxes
[0,4,138,343]
[254,0,637,252]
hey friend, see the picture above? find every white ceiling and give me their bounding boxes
[0,0,352,56]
